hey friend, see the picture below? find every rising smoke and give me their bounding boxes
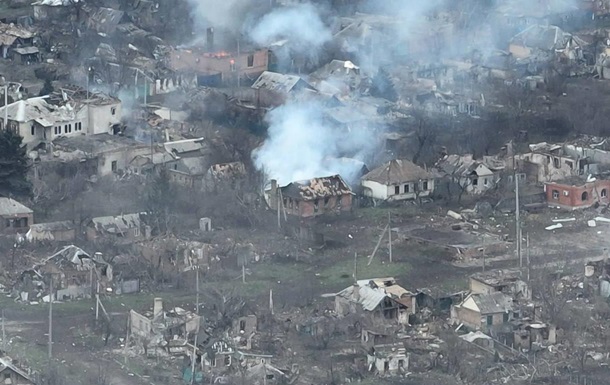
[250,3,332,62]
[253,100,380,185]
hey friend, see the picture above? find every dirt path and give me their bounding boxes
[3,310,156,385]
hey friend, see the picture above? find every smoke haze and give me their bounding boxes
[253,101,379,185]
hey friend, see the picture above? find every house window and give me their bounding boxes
[134,227,140,237]
[111,107,116,115]
[394,185,400,195]
[503,313,509,323]
[483,178,488,186]
[224,356,231,366]
[5,219,11,228]
[240,320,246,331]
[68,124,72,133]
[582,191,588,201]
[247,54,254,67]
[423,180,429,190]
[266,374,274,380]
[30,125,35,135]
[230,60,236,72]
[553,157,560,168]
[563,190,569,196]
[403,184,409,193]
[472,178,478,186]
[313,200,319,213]
[111,160,117,172]
[565,160,573,169]
[603,189,608,198]
[64,124,68,133]
[552,190,559,199]
[324,197,330,207]
[486,315,493,325]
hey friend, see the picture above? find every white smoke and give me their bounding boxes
[253,100,379,185]
[250,3,332,51]
[186,0,249,31]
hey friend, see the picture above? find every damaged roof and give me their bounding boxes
[0,357,34,384]
[362,159,436,185]
[336,277,413,311]
[436,154,494,177]
[163,138,205,155]
[87,7,125,34]
[90,213,142,234]
[0,96,77,126]
[470,270,524,287]
[0,198,33,216]
[511,25,585,52]
[280,175,352,201]
[251,71,315,94]
[207,162,246,179]
[0,22,36,46]
[461,292,513,315]
[28,221,74,232]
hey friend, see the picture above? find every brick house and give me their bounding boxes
[267,175,353,218]
[0,198,33,234]
[544,177,610,210]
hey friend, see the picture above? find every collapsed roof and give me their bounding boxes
[280,175,352,201]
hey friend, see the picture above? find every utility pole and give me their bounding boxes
[388,212,392,263]
[48,275,53,360]
[515,173,522,269]
[237,38,241,88]
[195,267,199,316]
[526,233,531,282]
[353,252,357,282]
[2,309,5,351]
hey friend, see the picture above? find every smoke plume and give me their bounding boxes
[250,3,332,53]
[253,100,379,185]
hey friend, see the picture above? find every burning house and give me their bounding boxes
[266,175,353,218]
[169,28,269,87]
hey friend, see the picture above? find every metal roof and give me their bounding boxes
[251,71,314,93]
[362,159,436,185]
[0,198,33,216]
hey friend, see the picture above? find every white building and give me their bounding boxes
[436,154,497,194]
[0,91,122,148]
[361,159,437,201]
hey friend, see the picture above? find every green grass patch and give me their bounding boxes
[318,255,411,288]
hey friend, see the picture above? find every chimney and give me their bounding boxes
[269,179,278,209]
[206,27,214,51]
[153,297,163,321]
[352,283,360,302]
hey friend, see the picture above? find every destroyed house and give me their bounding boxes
[130,298,201,356]
[251,71,316,96]
[51,134,150,176]
[308,60,364,96]
[0,198,33,234]
[452,292,514,332]
[544,177,610,210]
[86,7,127,34]
[517,142,583,183]
[18,245,112,302]
[0,357,34,385]
[335,278,416,325]
[0,22,36,59]
[509,25,586,62]
[267,175,353,218]
[436,154,497,195]
[163,138,207,158]
[361,159,437,201]
[169,46,269,87]
[26,220,75,242]
[0,97,87,148]
[86,213,147,242]
[469,270,530,300]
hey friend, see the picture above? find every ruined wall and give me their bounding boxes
[97,145,150,176]
[452,306,482,329]
[88,102,122,135]
[469,278,494,295]
[169,49,269,83]
[287,194,352,218]
[545,180,610,210]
